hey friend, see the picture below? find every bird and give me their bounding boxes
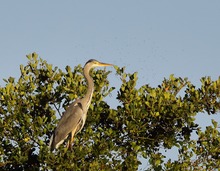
[49,59,113,151]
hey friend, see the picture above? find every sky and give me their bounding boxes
[1,1,220,169]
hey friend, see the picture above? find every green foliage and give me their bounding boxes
[0,53,220,170]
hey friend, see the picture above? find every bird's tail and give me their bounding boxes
[49,133,66,151]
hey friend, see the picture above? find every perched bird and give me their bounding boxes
[49,59,112,151]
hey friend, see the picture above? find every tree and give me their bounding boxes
[0,53,220,170]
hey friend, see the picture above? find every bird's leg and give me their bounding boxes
[67,131,75,150]
[66,135,72,150]
[66,140,70,151]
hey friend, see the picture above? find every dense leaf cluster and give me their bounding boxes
[0,53,220,170]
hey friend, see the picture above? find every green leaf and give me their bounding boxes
[212,119,218,128]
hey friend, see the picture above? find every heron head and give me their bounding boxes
[85,59,113,68]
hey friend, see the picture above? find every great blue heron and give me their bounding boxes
[49,59,113,151]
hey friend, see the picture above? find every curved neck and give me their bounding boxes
[83,66,94,110]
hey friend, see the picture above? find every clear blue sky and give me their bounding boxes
[1,1,220,169]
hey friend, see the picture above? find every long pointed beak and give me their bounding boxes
[98,62,113,67]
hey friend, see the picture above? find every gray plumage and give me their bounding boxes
[49,59,112,151]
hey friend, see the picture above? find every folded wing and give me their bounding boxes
[49,100,84,150]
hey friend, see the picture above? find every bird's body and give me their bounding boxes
[49,59,112,151]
